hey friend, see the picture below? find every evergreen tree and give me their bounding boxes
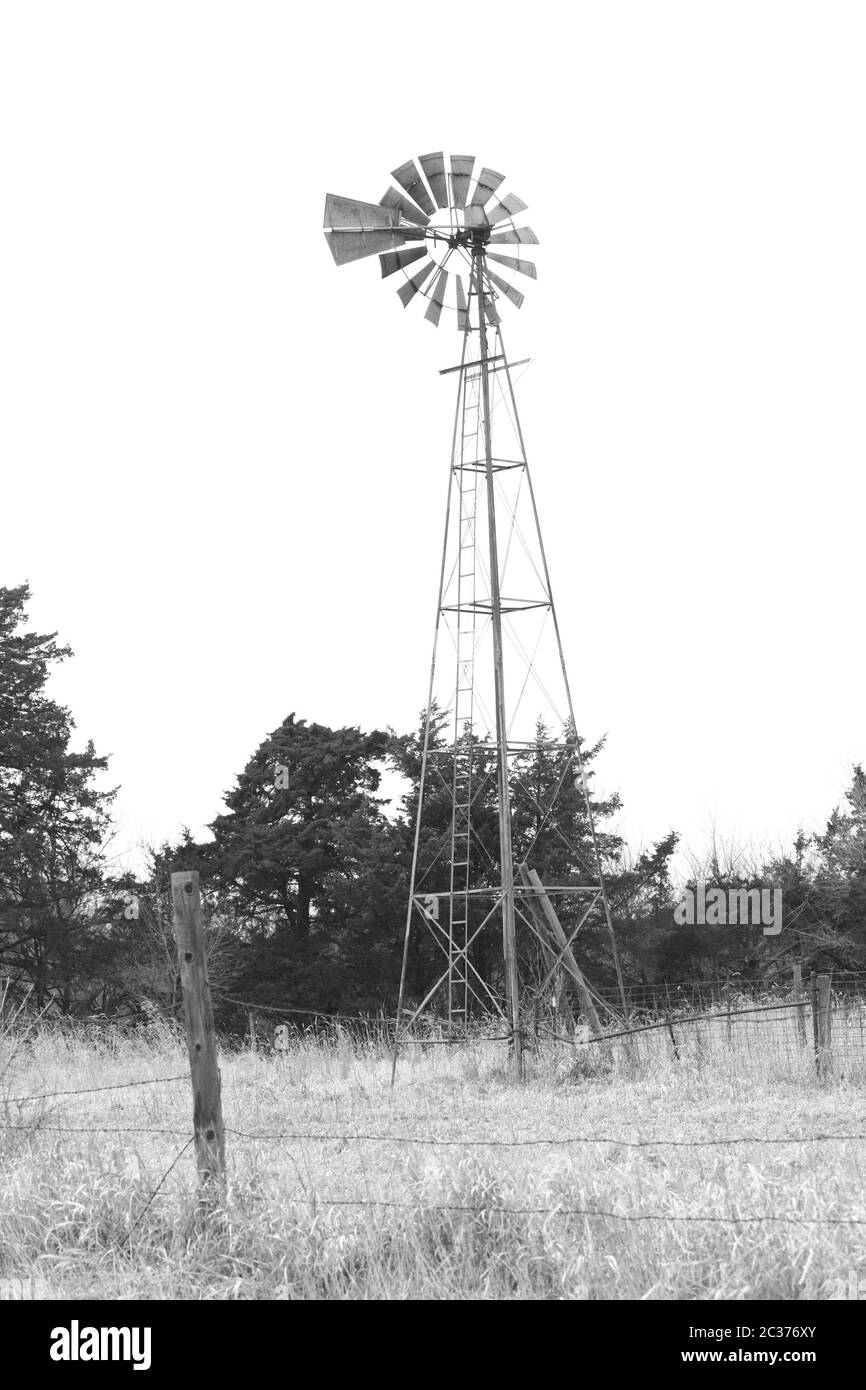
[0,584,114,1006]
[200,714,405,1012]
[798,767,866,969]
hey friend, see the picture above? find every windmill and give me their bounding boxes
[324,154,626,1079]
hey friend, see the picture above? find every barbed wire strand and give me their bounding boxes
[223,1126,866,1149]
[0,1122,191,1137]
[7,1118,863,1149]
[536,998,816,1049]
[290,1197,866,1226]
[4,1074,188,1105]
[214,992,395,1025]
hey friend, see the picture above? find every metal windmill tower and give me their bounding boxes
[324,154,626,1079]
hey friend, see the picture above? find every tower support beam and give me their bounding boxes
[475,246,522,1080]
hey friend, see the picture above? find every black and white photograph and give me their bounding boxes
[1,0,865,1338]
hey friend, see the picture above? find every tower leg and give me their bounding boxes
[476,249,522,1080]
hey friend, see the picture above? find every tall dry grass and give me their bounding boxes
[1,1010,865,1299]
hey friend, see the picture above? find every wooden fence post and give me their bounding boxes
[816,973,832,1079]
[664,1012,680,1063]
[248,1010,257,1053]
[793,963,807,1047]
[724,983,733,1050]
[170,870,226,1189]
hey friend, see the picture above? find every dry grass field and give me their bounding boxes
[2,1011,866,1300]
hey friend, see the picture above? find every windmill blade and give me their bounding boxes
[455,274,469,332]
[487,269,525,310]
[487,251,537,280]
[380,186,430,228]
[486,192,529,226]
[324,194,400,230]
[418,152,448,210]
[484,296,501,327]
[450,156,475,209]
[464,205,489,229]
[424,268,448,326]
[391,159,436,217]
[326,228,408,265]
[489,227,540,245]
[379,246,427,278]
[397,258,436,308]
[469,167,506,208]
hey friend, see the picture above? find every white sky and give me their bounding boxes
[2,2,864,877]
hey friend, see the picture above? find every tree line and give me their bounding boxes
[2,583,864,1025]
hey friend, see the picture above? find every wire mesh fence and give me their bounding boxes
[587,971,866,1012]
[525,980,866,1084]
[550,1003,863,1082]
[8,973,866,1074]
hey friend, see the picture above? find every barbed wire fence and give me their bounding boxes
[3,1072,866,1229]
[206,975,866,1085]
[2,867,866,1239]
[3,1008,866,1235]
[5,975,866,1073]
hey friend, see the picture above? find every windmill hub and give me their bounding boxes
[447,226,491,249]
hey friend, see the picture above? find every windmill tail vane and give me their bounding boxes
[323,153,627,1081]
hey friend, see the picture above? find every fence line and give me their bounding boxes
[214,990,513,1045]
[4,1064,864,1233]
[6,993,864,1070]
[6,994,864,1077]
[536,998,814,1049]
[279,1197,866,1226]
[5,1116,864,1230]
[391,1032,515,1045]
[216,990,847,1049]
[6,1107,863,1228]
[3,943,863,1244]
[7,971,866,1032]
[595,971,866,989]
[214,992,395,1025]
[5,1115,864,1149]
[223,1126,866,1149]
[3,1073,189,1105]
[0,1123,191,1137]
[10,978,866,1042]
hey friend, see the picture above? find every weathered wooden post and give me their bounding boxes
[816,973,832,1079]
[793,962,807,1047]
[664,1012,680,1063]
[247,1010,257,1053]
[724,983,733,1050]
[170,870,226,1189]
